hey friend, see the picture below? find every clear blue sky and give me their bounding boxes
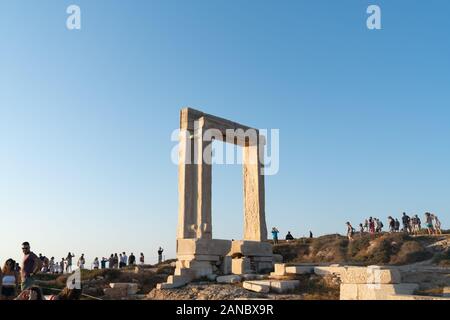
[1,0,449,265]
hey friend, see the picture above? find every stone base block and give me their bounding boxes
[340,283,419,300]
[341,266,401,284]
[231,240,273,257]
[221,256,232,275]
[232,258,252,275]
[177,238,232,256]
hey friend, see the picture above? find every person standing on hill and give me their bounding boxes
[395,218,400,232]
[66,252,75,273]
[21,242,42,290]
[139,253,145,265]
[432,214,442,235]
[424,212,435,235]
[92,257,99,270]
[128,253,136,265]
[77,254,85,270]
[402,212,411,233]
[369,217,375,234]
[271,227,279,244]
[158,247,164,264]
[346,222,355,241]
[309,231,313,238]
[388,216,395,233]
[359,223,364,237]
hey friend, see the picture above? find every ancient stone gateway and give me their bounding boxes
[158,108,274,289]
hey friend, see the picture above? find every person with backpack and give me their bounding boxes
[395,218,400,232]
[402,212,411,233]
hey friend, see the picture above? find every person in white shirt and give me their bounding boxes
[92,257,99,270]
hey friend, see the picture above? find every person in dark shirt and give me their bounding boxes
[128,253,136,265]
[285,231,294,241]
[21,242,42,290]
[402,212,411,233]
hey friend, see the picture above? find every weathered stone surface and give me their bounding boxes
[177,254,221,262]
[341,267,401,284]
[285,266,314,275]
[269,280,300,293]
[231,241,273,257]
[243,281,271,293]
[273,254,283,263]
[221,256,232,275]
[175,108,271,283]
[272,263,287,276]
[177,239,232,256]
[216,275,241,284]
[232,258,252,275]
[243,280,299,294]
[156,274,190,289]
[314,266,345,276]
[255,261,274,273]
[340,283,419,300]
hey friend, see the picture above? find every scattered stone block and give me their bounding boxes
[269,280,300,293]
[216,275,241,284]
[243,281,271,293]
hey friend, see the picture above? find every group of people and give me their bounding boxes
[271,227,314,244]
[0,242,165,300]
[346,212,443,241]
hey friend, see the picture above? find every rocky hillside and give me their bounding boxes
[273,233,450,266]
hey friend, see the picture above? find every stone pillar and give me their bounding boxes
[177,129,197,239]
[194,118,212,239]
[243,135,267,241]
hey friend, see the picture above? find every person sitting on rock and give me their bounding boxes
[285,231,294,241]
